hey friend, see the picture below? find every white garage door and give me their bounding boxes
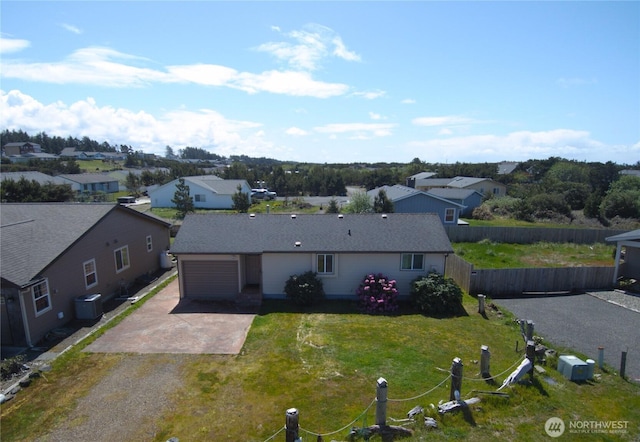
[183,260,238,299]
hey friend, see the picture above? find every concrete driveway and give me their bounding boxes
[495,291,640,382]
[84,278,256,354]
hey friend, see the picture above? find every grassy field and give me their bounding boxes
[453,240,615,269]
[1,289,638,441]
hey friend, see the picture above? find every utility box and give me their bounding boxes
[75,294,103,320]
[557,355,589,381]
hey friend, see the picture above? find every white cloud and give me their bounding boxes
[286,127,308,136]
[60,23,82,34]
[405,129,622,163]
[401,98,416,104]
[369,112,385,120]
[0,37,30,54]
[0,89,275,158]
[256,23,360,71]
[314,122,395,138]
[556,77,598,88]
[352,90,386,100]
[1,46,350,97]
[412,115,477,127]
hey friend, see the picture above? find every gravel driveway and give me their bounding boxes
[495,290,640,382]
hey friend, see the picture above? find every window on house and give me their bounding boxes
[493,187,500,195]
[32,279,51,316]
[445,208,455,223]
[194,194,206,202]
[146,235,153,252]
[114,245,130,273]
[317,254,334,274]
[84,259,98,289]
[401,253,424,270]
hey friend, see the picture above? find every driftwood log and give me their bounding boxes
[351,424,413,441]
[438,397,481,414]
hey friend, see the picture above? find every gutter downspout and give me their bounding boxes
[18,288,33,347]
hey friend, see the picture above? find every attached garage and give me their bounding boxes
[181,259,239,300]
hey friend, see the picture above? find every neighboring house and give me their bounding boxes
[405,171,437,188]
[0,203,171,348]
[367,185,464,225]
[426,188,484,217]
[149,176,252,209]
[497,162,520,175]
[1,171,70,187]
[7,152,59,163]
[59,148,128,161]
[170,213,453,302]
[606,229,640,285]
[58,173,120,194]
[2,142,42,156]
[414,176,507,198]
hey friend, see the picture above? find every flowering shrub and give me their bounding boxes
[357,273,399,314]
[284,271,325,306]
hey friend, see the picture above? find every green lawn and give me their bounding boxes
[2,290,638,441]
[453,240,615,269]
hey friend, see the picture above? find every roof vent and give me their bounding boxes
[381,214,388,219]
[295,241,301,247]
[338,214,344,219]
[291,214,297,219]
[249,213,256,218]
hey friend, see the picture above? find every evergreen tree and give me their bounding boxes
[231,184,251,213]
[326,198,340,213]
[171,178,194,219]
[373,189,394,213]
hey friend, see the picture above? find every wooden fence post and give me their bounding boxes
[525,320,535,342]
[376,377,388,426]
[480,345,491,378]
[478,294,486,314]
[285,408,299,442]
[526,340,536,381]
[620,351,627,379]
[449,357,463,401]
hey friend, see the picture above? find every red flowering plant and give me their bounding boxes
[356,273,399,314]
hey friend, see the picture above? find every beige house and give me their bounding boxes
[1,203,171,347]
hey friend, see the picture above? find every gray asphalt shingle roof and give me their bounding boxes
[171,213,453,255]
[1,203,169,287]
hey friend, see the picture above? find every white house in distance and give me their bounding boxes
[149,175,252,209]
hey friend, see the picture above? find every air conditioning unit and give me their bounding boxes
[557,355,589,381]
[75,293,103,320]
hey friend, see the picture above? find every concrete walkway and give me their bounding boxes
[84,278,256,354]
[495,290,640,382]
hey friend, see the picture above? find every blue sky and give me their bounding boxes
[1,1,638,164]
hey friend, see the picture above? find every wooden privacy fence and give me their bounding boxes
[444,226,626,245]
[445,254,615,297]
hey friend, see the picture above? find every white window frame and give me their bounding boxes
[114,245,130,273]
[316,253,335,275]
[195,194,206,202]
[32,279,52,317]
[444,208,456,223]
[83,258,98,289]
[146,235,153,252]
[401,253,425,271]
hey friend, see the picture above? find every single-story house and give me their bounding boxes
[7,152,59,163]
[606,229,640,285]
[0,171,71,187]
[170,212,454,302]
[149,176,252,209]
[0,203,171,347]
[413,176,507,198]
[405,171,437,188]
[58,173,120,194]
[367,185,464,225]
[425,188,484,217]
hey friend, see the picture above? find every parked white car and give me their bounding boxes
[251,188,277,200]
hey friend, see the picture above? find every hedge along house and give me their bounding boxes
[1,203,171,348]
[170,213,454,302]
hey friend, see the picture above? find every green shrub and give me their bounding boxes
[410,272,464,316]
[284,271,325,306]
[1,355,26,381]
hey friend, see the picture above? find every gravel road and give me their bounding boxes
[495,290,640,382]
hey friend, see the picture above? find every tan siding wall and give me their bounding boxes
[24,208,170,346]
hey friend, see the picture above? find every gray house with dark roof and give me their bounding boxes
[170,213,453,301]
[426,188,484,217]
[149,176,252,209]
[1,203,171,347]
